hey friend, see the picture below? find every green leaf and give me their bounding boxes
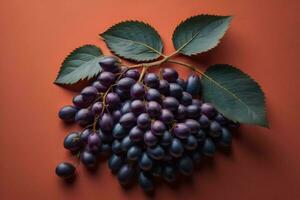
[54,45,103,84]
[172,15,232,56]
[202,64,268,127]
[100,21,163,62]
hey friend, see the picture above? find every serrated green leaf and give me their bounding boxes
[172,15,232,56]
[202,64,268,127]
[100,21,163,62]
[54,45,103,84]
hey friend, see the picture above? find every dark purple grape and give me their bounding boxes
[144,131,158,147]
[81,151,97,168]
[99,143,112,156]
[169,138,184,158]
[228,121,240,128]
[198,114,210,128]
[147,145,165,160]
[215,113,228,125]
[80,129,92,143]
[127,145,142,161]
[99,56,120,73]
[121,136,134,151]
[219,128,232,146]
[99,113,114,131]
[139,153,153,171]
[112,123,127,139]
[209,121,222,137]
[106,92,121,109]
[146,88,161,102]
[176,104,187,121]
[159,79,170,95]
[201,103,216,118]
[87,133,101,152]
[58,105,78,122]
[184,119,200,134]
[72,95,91,108]
[195,129,206,141]
[99,130,113,142]
[177,156,193,176]
[63,132,81,152]
[161,68,178,82]
[55,162,76,179]
[119,112,136,128]
[146,101,162,118]
[75,108,93,126]
[130,83,145,99]
[192,99,202,107]
[169,83,183,99]
[151,120,166,136]
[91,102,103,114]
[151,164,162,178]
[129,126,144,142]
[98,71,115,86]
[138,172,154,192]
[115,87,130,100]
[160,109,174,124]
[161,131,172,146]
[130,100,145,115]
[112,140,123,154]
[202,138,216,156]
[162,97,179,113]
[125,69,140,80]
[186,74,201,96]
[176,78,186,90]
[112,110,121,122]
[183,135,198,150]
[144,73,159,88]
[92,81,108,93]
[137,113,151,129]
[172,123,191,139]
[117,164,134,185]
[120,100,131,114]
[162,165,176,183]
[187,104,201,118]
[180,92,193,106]
[108,154,123,173]
[117,77,136,90]
[81,86,98,101]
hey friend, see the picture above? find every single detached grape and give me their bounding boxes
[55,162,76,179]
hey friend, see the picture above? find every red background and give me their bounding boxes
[1,0,299,199]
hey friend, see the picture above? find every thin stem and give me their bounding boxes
[167,59,205,75]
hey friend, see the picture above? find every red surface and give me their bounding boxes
[0,0,300,199]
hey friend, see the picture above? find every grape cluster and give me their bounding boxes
[55,56,239,192]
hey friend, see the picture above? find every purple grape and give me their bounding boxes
[75,108,93,126]
[176,104,187,121]
[187,104,201,118]
[112,123,127,139]
[99,56,120,73]
[121,136,134,151]
[108,154,123,173]
[160,109,174,124]
[144,130,158,146]
[117,77,136,90]
[115,87,130,100]
[219,128,232,146]
[117,164,134,185]
[183,135,198,150]
[173,123,191,139]
[161,131,172,146]
[127,145,142,161]
[184,119,200,134]
[119,112,136,128]
[138,172,154,192]
[105,92,121,109]
[129,126,144,142]
[198,114,210,128]
[169,138,184,158]
[202,138,216,156]
[201,103,216,118]
[98,71,116,86]
[99,130,113,142]
[146,101,162,118]
[99,113,114,131]
[112,110,121,123]
[55,162,75,179]
[146,88,161,102]
[195,129,206,141]
[87,133,101,152]
[130,83,145,99]
[151,120,166,136]
[125,69,140,80]
[92,81,108,93]
[137,113,151,129]
[130,100,145,115]
[161,68,178,82]
[72,95,92,108]
[112,140,123,154]
[215,113,228,125]
[139,153,153,171]
[209,121,222,137]
[177,156,193,176]
[147,145,165,160]
[176,78,186,90]
[144,73,159,88]
[99,143,112,156]
[158,79,170,95]
[58,105,78,122]
[169,83,183,99]
[80,129,92,143]
[186,73,201,96]
[63,132,81,152]
[162,165,176,183]
[192,99,202,107]
[91,102,103,114]
[162,97,179,113]
[120,100,131,114]
[81,86,98,101]
[81,151,97,168]
[180,91,192,106]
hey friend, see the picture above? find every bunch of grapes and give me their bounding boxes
[55,56,239,191]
